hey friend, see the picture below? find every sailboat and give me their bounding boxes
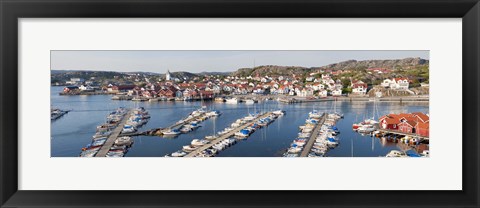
[353,97,378,132]
[205,116,218,140]
[332,97,344,118]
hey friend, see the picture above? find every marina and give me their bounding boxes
[95,109,134,157]
[51,86,429,157]
[299,113,326,157]
[182,112,278,157]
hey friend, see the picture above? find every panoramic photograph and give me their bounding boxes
[51,50,430,158]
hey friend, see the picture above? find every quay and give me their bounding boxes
[277,96,429,104]
[95,109,133,157]
[185,112,274,157]
[300,113,327,157]
[378,129,429,140]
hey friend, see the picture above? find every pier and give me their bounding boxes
[185,112,274,157]
[378,129,429,140]
[95,109,133,157]
[168,112,206,130]
[300,113,327,157]
[120,111,208,137]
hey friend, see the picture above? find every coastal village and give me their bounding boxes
[51,57,430,158]
[57,65,429,102]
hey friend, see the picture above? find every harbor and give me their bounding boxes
[182,112,279,157]
[95,109,134,157]
[51,86,429,157]
[299,113,326,157]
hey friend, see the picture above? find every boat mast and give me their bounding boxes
[213,116,216,136]
[351,137,354,157]
[372,98,375,119]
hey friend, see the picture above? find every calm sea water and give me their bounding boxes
[51,86,429,157]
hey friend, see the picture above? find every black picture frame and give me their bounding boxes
[1,0,479,207]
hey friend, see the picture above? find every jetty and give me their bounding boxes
[121,111,209,137]
[378,129,429,140]
[185,112,274,157]
[95,109,133,157]
[300,113,327,157]
[168,112,206,130]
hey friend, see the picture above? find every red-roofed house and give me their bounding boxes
[351,80,368,95]
[379,112,429,137]
[398,120,417,134]
[379,116,400,130]
[416,122,430,137]
[381,78,409,90]
[199,90,214,99]
[412,112,430,123]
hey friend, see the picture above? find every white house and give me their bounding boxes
[393,78,409,90]
[79,85,94,91]
[332,89,342,96]
[318,89,328,98]
[312,83,325,91]
[299,88,314,97]
[289,89,296,96]
[381,78,409,90]
[351,80,368,95]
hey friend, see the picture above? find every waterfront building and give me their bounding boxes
[79,85,94,92]
[379,112,430,136]
[351,80,368,95]
[63,86,79,93]
[381,77,410,89]
[331,89,342,97]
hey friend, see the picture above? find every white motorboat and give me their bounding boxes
[235,129,250,137]
[298,132,311,138]
[106,151,124,157]
[91,138,107,146]
[386,150,407,157]
[206,110,221,117]
[122,125,136,134]
[288,146,303,153]
[309,110,322,118]
[205,135,217,140]
[115,136,133,146]
[212,143,225,151]
[171,151,187,157]
[191,139,209,147]
[182,145,198,152]
[244,114,257,121]
[272,110,285,116]
[310,148,325,156]
[162,129,181,135]
[357,125,375,133]
[244,99,257,104]
[180,127,192,133]
[225,97,239,104]
[326,138,339,146]
[80,149,99,157]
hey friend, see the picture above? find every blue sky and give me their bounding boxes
[51,50,429,73]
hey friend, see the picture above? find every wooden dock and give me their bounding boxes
[378,129,429,140]
[185,112,274,157]
[300,113,327,157]
[121,111,209,137]
[95,109,133,157]
[167,112,206,130]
